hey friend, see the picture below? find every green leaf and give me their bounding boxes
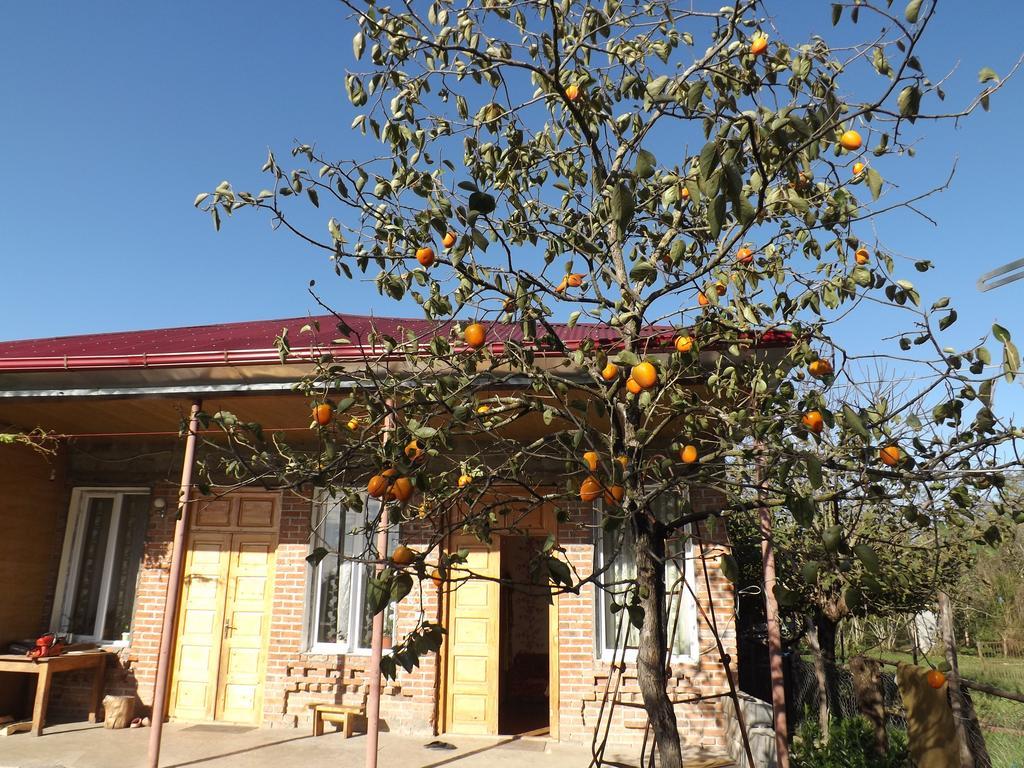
[366,575,391,616]
[842,405,870,440]
[938,310,957,331]
[993,324,1012,343]
[978,67,1000,84]
[629,260,658,285]
[645,75,670,98]
[193,192,209,208]
[468,191,496,215]
[305,547,329,567]
[788,493,816,527]
[471,228,489,251]
[609,183,635,229]
[831,4,842,25]
[698,142,719,181]
[720,554,739,583]
[897,85,921,121]
[801,561,821,584]
[866,168,883,200]
[390,572,413,604]
[1004,340,1020,383]
[823,525,843,553]
[904,0,922,23]
[634,149,656,179]
[853,544,880,573]
[852,266,872,287]
[353,31,365,60]
[626,604,644,630]
[708,194,726,239]
[806,454,823,489]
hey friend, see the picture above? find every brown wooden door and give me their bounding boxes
[170,494,279,724]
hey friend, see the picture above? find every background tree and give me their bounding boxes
[195,1,1021,764]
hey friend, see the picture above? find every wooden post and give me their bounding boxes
[938,591,986,768]
[146,400,201,768]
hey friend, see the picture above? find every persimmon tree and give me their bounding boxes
[195,1,1022,764]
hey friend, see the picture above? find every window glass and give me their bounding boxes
[102,494,150,639]
[596,492,694,659]
[70,497,114,635]
[309,494,397,652]
[62,491,149,642]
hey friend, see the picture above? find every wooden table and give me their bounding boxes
[0,652,107,736]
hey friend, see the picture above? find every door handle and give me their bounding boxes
[223,623,235,638]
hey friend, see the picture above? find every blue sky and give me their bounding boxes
[1,1,1022,412]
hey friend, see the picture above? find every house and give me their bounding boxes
[0,313,763,757]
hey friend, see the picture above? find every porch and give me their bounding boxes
[0,722,734,768]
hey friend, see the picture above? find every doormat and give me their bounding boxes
[181,724,256,734]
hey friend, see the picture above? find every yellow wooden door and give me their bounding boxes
[215,534,275,723]
[170,492,280,724]
[444,538,501,734]
[170,533,231,720]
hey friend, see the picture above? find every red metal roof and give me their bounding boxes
[0,314,792,373]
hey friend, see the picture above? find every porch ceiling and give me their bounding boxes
[0,393,315,437]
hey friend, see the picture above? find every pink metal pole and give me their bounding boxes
[146,400,202,768]
[365,399,396,768]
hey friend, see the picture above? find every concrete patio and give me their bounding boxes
[0,722,734,768]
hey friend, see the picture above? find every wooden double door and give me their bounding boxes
[169,493,280,724]
[443,503,559,736]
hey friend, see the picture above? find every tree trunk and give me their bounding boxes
[758,497,790,768]
[634,514,683,768]
[848,656,887,756]
[805,616,830,736]
[814,611,841,719]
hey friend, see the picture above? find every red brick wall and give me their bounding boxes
[263,494,440,735]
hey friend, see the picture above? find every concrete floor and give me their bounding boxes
[0,722,734,768]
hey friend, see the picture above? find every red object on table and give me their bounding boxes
[27,634,66,659]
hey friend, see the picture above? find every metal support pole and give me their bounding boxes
[146,400,202,768]
[365,399,396,768]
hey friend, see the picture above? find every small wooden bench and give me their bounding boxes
[309,703,366,738]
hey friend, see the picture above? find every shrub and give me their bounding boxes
[791,716,911,768]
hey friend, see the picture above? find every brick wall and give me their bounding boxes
[263,497,441,734]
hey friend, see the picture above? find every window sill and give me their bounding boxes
[596,652,699,667]
[303,645,392,658]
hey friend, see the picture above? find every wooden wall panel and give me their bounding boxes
[0,444,67,715]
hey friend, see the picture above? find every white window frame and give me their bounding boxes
[306,490,396,656]
[51,487,151,646]
[593,498,699,664]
